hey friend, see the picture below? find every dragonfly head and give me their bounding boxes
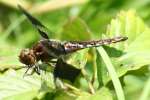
[19,49,36,66]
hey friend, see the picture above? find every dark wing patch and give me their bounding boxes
[18,5,49,39]
[54,58,81,83]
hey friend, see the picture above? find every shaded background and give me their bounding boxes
[1,0,150,46]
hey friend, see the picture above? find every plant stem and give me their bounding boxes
[97,47,125,100]
[81,68,95,94]
[64,82,80,92]
[91,48,97,85]
[33,0,88,14]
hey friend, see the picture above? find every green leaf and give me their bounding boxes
[123,75,148,100]
[65,48,89,69]
[0,42,22,71]
[0,69,55,100]
[53,90,77,100]
[139,75,150,100]
[106,10,148,40]
[76,87,113,100]
[61,17,91,69]
[115,10,150,69]
[98,10,150,85]
[0,69,40,100]
[119,28,150,70]
[61,17,92,41]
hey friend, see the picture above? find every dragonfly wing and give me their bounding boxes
[54,58,81,83]
[18,5,50,39]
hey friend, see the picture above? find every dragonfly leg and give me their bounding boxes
[34,63,40,75]
[46,62,55,68]
[23,67,30,77]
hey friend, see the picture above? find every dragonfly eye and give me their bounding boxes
[19,49,36,66]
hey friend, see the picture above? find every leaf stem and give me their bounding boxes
[64,82,80,92]
[97,47,125,100]
[91,48,97,85]
[33,0,88,14]
[81,68,95,94]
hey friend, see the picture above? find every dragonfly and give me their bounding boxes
[18,5,128,77]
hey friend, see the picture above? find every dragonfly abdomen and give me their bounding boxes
[64,36,128,53]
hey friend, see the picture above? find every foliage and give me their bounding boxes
[0,0,150,100]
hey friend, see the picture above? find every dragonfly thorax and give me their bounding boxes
[33,39,65,61]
